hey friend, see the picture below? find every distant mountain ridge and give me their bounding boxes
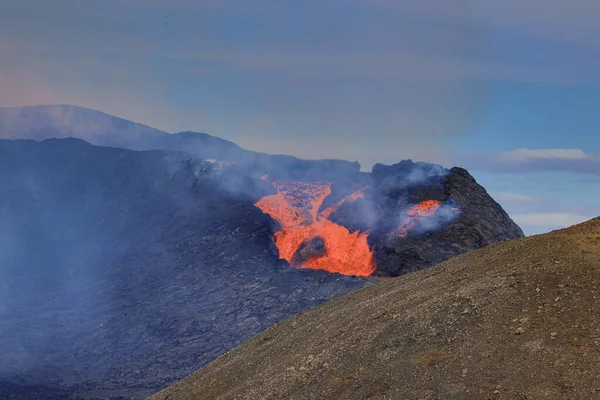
[0,104,167,145]
[0,105,360,180]
[0,104,239,154]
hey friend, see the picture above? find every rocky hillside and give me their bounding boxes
[324,160,524,276]
[151,217,600,400]
[0,138,371,400]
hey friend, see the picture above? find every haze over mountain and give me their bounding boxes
[0,104,243,157]
[0,105,368,181]
[151,217,600,400]
[0,137,371,400]
[2,1,599,399]
[0,107,522,399]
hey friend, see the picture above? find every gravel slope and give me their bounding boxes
[150,217,600,400]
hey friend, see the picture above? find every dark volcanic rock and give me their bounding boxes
[321,160,523,277]
[368,164,524,277]
[0,138,371,400]
[291,237,326,266]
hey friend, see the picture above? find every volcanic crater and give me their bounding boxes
[254,159,523,278]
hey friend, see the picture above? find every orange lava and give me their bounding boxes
[392,200,460,237]
[255,180,375,276]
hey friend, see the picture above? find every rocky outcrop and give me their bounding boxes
[291,237,327,266]
[326,161,524,277]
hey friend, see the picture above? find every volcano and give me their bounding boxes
[254,179,465,277]
[0,108,523,399]
[253,160,522,278]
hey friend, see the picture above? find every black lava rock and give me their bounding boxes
[291,237,327,266]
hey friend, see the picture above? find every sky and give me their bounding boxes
[0,0,599,235]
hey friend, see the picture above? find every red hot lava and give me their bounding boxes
[255,180,375,276]
[392,200,461,237]
[256,178,461,276]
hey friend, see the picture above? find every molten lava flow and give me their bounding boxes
[257,177,461,275]
[255,180,375,276]
[406,199,443,217]
[392,200,460,237]
[320,186,369,219]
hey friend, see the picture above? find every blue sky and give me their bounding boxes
[0,0,599,235]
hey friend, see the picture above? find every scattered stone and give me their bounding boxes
[291,237,326,266]
[514,327,526,335]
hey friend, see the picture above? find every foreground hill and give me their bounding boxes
[151,217,600,400]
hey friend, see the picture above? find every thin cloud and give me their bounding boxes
[511,213,591,228]
[491,192,540,203]
[457,149,600,176]
[500,148,591,160]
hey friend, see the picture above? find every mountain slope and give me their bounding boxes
[366,161,524,276]
[150,217,600,400]
[0,104,167,147]
[0,105,360,178]
[0,138,370,400]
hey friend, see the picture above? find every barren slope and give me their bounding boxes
[151,217,600,400]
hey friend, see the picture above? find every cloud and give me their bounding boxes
[501,149,591,160]
[1,0,600,167]
[511,213,590,228]
[363,0,600,51]
[491,192,540,203]
[456,149,600,176]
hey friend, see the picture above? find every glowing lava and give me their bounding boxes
[256,178,461,276]
[255,180,375,276]
[392,200,461,237]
